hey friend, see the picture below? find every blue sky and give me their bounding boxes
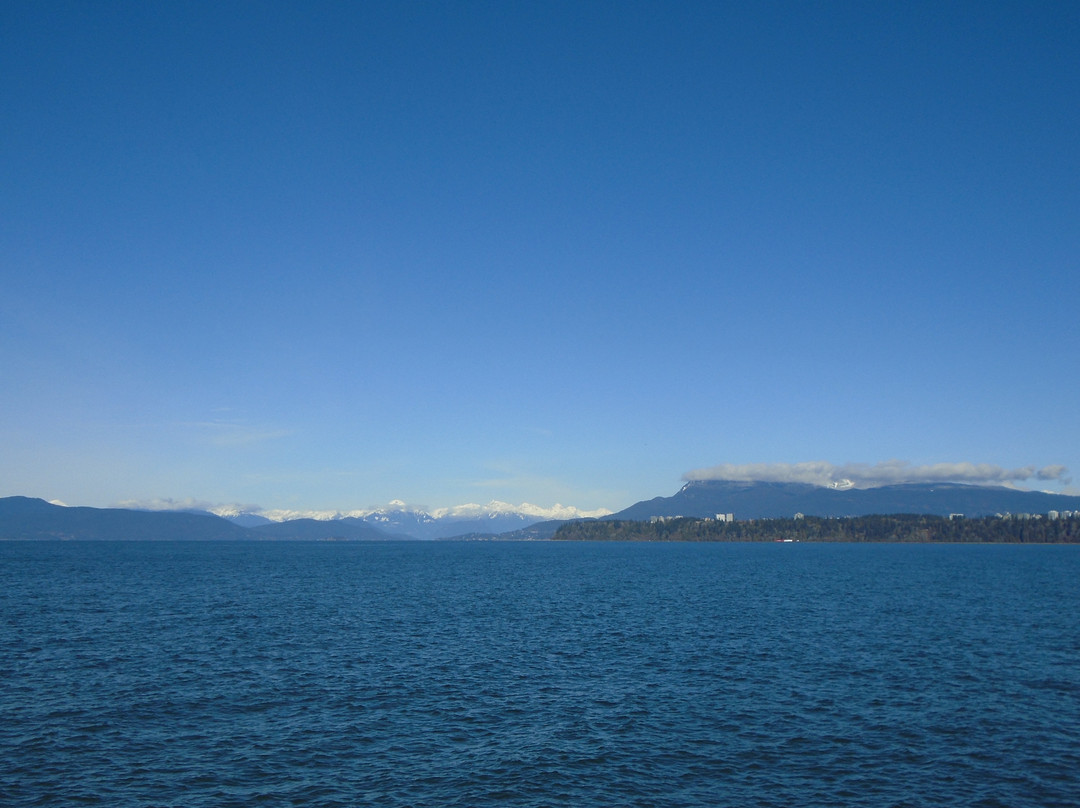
[2,1,1077,513]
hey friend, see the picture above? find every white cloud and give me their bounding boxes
[112,499,361,522]
[1036,464,1069,482]
[115,497,261,514]
[428,501,612,520]
[682,460,1071,489]
[112,498,611,523]
[255,508,346,522]
[258,500,612,522]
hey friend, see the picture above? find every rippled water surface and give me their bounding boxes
[2,541,1078,807]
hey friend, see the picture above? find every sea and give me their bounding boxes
[1,540,1077,807]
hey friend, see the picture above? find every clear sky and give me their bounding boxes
[2,1,1077,513]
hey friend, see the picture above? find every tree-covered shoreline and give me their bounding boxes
[553,514,1080,543]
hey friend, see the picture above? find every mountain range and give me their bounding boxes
[2,482,1079,541]
[610,480,1080,521]
[0,497,595,541]
[203,500,608,540]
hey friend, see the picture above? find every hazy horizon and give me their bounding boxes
[18,458,1078,519]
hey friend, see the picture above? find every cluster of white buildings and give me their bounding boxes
[650,510,1075,524]
[995,510,1076,520]
[649,513,736,524]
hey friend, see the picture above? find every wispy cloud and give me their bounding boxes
[683,460,1071,489]
[428,501,612,520]
[179,420,292,447]
[114,496,258,513]
[113,498,353,521]
[110,497,611,522]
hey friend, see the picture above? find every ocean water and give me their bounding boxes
[1,541,1077,807]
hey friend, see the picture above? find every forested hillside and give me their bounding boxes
[554,514,1080,543]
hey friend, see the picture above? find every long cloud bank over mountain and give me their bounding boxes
[117,497,611,523]
[683,461,1071,489]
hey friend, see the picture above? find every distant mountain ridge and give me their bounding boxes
[210,500,608,540]
[0,496,255,541]
[247,517,407,542]
[610,480,1080,521]
[0,497,593,541]
[5,482,1079,542]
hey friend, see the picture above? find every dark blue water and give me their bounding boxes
[2,541,1078,807]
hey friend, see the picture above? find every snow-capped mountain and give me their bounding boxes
[210,500,611,540]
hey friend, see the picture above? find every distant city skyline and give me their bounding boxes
[3,2,1077,512]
